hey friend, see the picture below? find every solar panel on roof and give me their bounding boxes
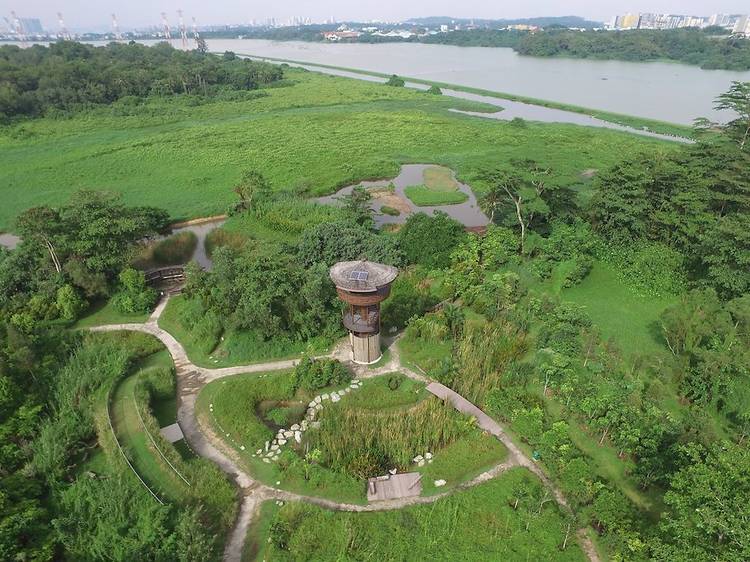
[349,270,369,281]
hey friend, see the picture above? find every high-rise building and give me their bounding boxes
[614,13,641,29]
[734,15,750,35]
[19,18,43,34]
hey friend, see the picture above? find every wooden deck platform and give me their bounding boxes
[366,472,422,502]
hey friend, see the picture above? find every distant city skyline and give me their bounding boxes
[2,1,750,32]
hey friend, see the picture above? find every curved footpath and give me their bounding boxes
[91,296,600,562]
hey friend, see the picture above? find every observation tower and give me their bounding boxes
[329,260,398,364]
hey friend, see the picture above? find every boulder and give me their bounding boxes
[294,431,302,443]
[331,394,341,403]
[434,479,446,487]
[283,430,294,439]
[271,444,280,451]
[278,438,287,446]
[413,455,424,463]
[291,424,300,431]
[425,452,433,459]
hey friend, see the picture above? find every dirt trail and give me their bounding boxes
[91,296,597,562]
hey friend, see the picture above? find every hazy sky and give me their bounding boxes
[2,1,748,31]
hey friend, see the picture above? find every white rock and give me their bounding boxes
[308,401,317,408]
[344,388,351,393]
[428,459,433,464]
[278,438,287,445]
[418,460,425,467]
[294,431,302,443]
[413,455,424,463]
[321,393,330,401]
[389,468,397,475]
[271,444,280,451]
[256,449,263,455]
[314,403,323,411]
[331,394,341,403]
[283,430,294,439]
[337,390,346,397]
[434,479,447,487]
[276,481,281,486]
[240,445,245,451]
[311,421,321,429]
[301,420,309,430]
[291,424,300,431]
[349,383,358,389]
[314,396,322,404]
[263,458,271,464]
[425,453,433,460]
[264,441,270,452]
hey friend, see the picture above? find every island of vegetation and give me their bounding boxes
[0,41,748,562]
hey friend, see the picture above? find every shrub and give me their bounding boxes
[111,268,157,314]
[292,357,351,392]
[386,74,405,87]
[427,85,442,95]
[398,212,466,269]
[56,284,86,320]
[380,205,400,216]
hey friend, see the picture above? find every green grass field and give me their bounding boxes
[404,185,469,206]
[561,261,676,358]
[0,68,673,231]
[253,468,585,561]
[74,299,151,329]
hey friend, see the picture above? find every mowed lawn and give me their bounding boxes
[562,261,676,358]
[0,68,674,230]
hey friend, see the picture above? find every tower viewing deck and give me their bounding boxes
[329,260,398,364]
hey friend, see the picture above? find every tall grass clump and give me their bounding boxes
[452,319,528,405]
[152,231,198,265]
[311,397,470,478]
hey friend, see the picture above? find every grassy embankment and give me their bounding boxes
[108,348,236,527]
[246,468,585,561]
[403,165,469,206]
[234,55,696,139]
[0,68,675,231]
[198,370,507,503]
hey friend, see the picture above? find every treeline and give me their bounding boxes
[424,28,750,70]
[514,29,750,70]
[0,41,284,121]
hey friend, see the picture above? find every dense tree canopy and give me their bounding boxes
[0,41,283,121]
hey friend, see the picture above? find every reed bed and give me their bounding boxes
[311,397,470,478]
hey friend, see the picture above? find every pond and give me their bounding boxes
[313,164,489,228]
[169,218,226,270]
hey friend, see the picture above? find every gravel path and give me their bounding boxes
[91,296,599,562]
